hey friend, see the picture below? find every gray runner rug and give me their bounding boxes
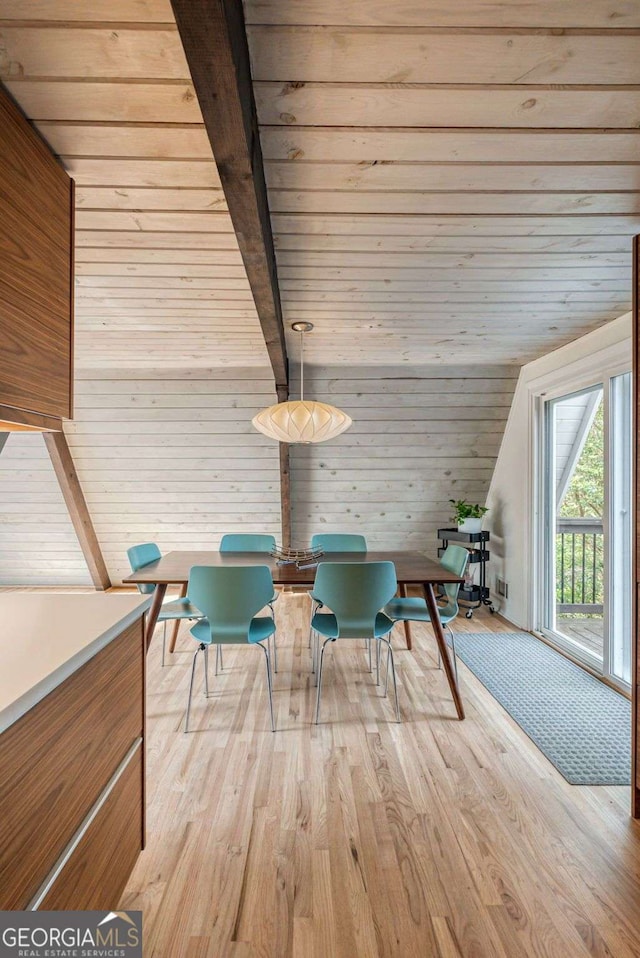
[453,631,631,785]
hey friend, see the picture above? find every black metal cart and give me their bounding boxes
[437,528,495,618]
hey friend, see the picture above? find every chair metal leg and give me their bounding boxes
[309,599,321,651]
[215,643,220,676]
[269,601,278,673]
[203,645,210,697]
[367,637,372,673]
[380,637,401,722]
[314,631,321,685]
[259,642,276,732]
[384,641,391,697]
[315,638,332,724]
[185,644,203,733]
[162,620,167,667]
[375,637,381,686]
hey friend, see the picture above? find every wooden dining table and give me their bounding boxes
[123,549,465,720]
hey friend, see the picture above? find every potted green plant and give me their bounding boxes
[449,498,488,534]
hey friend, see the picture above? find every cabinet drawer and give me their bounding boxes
[39,742,143,910]
[0,617,144,908]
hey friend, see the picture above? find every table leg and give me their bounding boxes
[168,583,188,653]
[423,582,465,720]
[145,583,167,653]
[399,582,412,650]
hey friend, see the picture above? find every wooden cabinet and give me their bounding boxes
[0,613,145,910]
[39,744,144,910]
[0,81,73,431]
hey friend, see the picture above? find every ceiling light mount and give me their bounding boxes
[251,322,352,444]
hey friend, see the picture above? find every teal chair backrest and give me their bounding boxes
[440,544,470,613]
[187,565,275,644]
[312,561,397,639]
[220,534,276,552]
[310,534,367,552]
[127,542,162,595]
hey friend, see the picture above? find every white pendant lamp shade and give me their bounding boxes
[252,399,352,443]
[252,322,352,444]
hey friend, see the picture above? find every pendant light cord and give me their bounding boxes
[300,328,305,401]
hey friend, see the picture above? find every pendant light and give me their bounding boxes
[252,323,352,443]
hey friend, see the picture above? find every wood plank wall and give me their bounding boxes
[290,364,517,551]
[64,367,281,584]
[0,362,516,581]
[0,364,516,581]
[0,433,91,585]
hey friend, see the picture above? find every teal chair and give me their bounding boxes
[220,533,279,671]
[127,542,203,666]
[310,561,400,724]
[308,534,368,650]
[383,544,469,683]
[310,534,367,552]
[220,533,277,553]
[185,565,277,733]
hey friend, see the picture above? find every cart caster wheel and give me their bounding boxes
[465,610,473,619]
[489,606,496,614]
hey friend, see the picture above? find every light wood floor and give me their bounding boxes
[121,594,640,958]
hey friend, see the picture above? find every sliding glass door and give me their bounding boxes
[540,373,632,688]
[609,372,632,685]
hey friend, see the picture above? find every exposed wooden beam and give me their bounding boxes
[279,443,291,547]
[170,0,288,391]
[43,430,111,591]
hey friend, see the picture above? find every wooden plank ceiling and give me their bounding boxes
[0,0,270,371]
[243,0,640,366]
[1,0,636,370]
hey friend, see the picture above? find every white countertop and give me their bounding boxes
[0,593,150,734]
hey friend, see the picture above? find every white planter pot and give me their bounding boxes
[457,517,484,534]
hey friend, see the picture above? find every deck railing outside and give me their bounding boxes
[556,517,604,614]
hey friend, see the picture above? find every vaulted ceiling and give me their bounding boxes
[244,0,640,365]
[0,0,636,372]
[0,0,636,581]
